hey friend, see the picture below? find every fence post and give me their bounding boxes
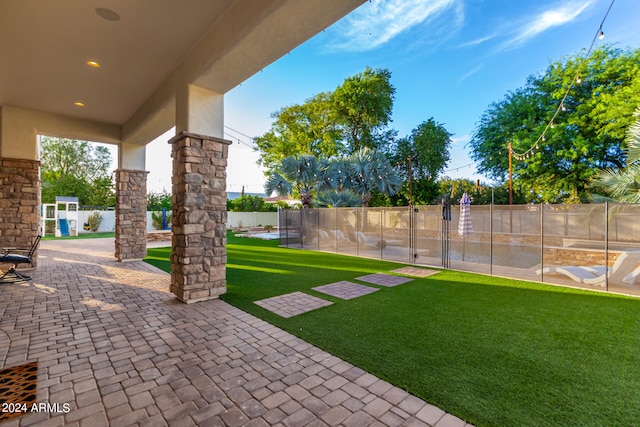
[380,209,384,260]
[441,199,451,269]
[356,207,359,257]
[605,201,609,292]
[411,206,417,264]
[284,209,289,248]
[540,204,544,282]
[490,202,493,276]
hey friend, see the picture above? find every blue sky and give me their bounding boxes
[145,0,640,194]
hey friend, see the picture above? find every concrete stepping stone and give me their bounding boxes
[312,281,379,300]
[254,291,332,318]
[390,267,440,278]
[355,273,413,287]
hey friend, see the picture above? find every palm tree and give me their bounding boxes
[316,189,361,208]
[265,154,321,208]
[591,107,640,203]
[343,147,402,206]
[266,149,402,209]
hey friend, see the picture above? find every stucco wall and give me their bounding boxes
[65,210,278,233]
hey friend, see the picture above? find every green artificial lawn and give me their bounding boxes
[144,233,640,427]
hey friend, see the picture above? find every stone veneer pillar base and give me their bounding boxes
[0,158,40,263]
[169,131,230,303]
[115,169,148,261]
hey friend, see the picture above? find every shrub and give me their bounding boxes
[228,195,278,212]
[87,211,103,232]
[151,211,172,230]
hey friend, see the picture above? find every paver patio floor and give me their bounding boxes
[0,238,471,426]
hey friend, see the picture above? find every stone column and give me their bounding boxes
[169,131,230,303]
[0,158,40,261]
[115,169,148,261]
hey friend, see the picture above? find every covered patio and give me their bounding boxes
[0,238,465,426]
[1,0,364,303]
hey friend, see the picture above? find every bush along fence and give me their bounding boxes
[279,203,640,297]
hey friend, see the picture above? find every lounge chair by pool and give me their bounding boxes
[537,250,640,287]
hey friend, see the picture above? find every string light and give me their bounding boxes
[509,0,615,162]
[223,125,258,149]
[442,162,476,173]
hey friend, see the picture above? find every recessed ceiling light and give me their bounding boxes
[74,102,85,107]
[86,60,100,68]
[96,7,120,22]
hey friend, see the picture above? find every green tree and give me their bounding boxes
[255,67,396,174]
[591,107,640,202]
[470,45,640,203]
[40,137,115,206]
[254,92,341,172]
[316,189,361,208]
[147,189,172,211]
[387,119,452,204]
[437,177,521,205]
[332,67,396,153]
[265,150,401,208]
[343,148,402,206]
[265,154,323,208]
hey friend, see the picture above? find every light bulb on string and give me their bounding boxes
[576,75,582,84]
[561,103,567,112]
[599,29,604,40]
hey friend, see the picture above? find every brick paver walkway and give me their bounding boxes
[0,238,472,426]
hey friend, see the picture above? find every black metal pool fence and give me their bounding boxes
[278,203,640,296]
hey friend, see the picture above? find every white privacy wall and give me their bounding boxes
[76,210,278,233]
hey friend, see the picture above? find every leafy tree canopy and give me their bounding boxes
[386,118,452,205]
[147,189,172,211]
[40,136,115,206]
[591,106,640,203]
[255,67,396,174]
[332,67,395,153]
[470,45,640,203]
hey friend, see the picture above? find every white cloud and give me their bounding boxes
[458,33,497,49]
[451,134,471,146]
[330,0,463,52]
[458,64,483,83]
[502,1,593,49]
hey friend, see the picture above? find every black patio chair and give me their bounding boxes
[0,235,41,283]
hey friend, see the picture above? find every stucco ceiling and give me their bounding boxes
[0,0,364,144]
